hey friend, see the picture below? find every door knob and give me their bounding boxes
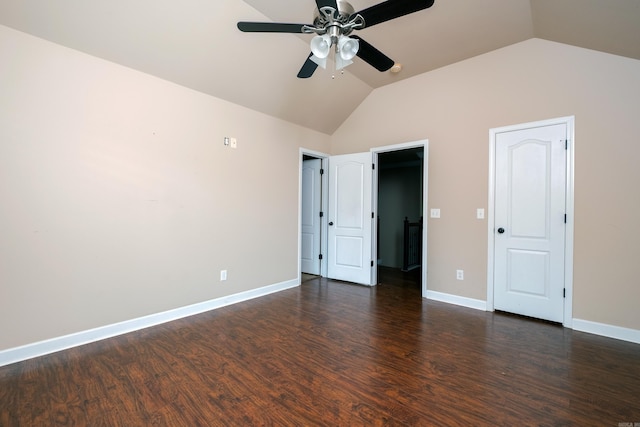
[329,222,334,226]
[497,227,505,234]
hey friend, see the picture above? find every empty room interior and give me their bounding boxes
[1,0,639,425]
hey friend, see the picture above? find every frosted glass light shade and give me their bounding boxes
[310,35,332,59]
[338,36,359,61]
[310,54,328,69]
[335,55,353,70]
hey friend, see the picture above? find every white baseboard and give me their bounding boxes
[426,293,640,345]
[5,281,636,368]
[0,278,299,367]
[572,318,640,344]
[425,290,487,311]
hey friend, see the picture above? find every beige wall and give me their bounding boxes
[0,25,330,351]
[331,39,640,331]
[2,26,639,354]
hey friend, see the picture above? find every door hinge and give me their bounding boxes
[372,163,375,170]
[565,140,568,150]
[372,212,375,219]
[371,260,374,267]
[564,214,567,224]
[320,168,324,175]
[319,211,324,218]
[563,288,566,298]
[319,254,323,260]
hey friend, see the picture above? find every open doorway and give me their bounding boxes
[299,141,428,294]
[376,147,424,289]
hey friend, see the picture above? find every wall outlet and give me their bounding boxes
[456,270,464,280]
[220,270,227,281]
[477,208,485,219]
[430,208,441,218]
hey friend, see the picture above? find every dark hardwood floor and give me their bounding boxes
[1,271,639,426]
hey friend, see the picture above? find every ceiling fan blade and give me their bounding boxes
[315,0,338,10]
[297,53,319,78]
[354,0,435,28]
[352,36,394,72]
[237,22,306,33]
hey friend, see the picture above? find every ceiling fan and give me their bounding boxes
[237,0,435,78]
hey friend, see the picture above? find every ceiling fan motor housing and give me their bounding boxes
[313,1,356,25]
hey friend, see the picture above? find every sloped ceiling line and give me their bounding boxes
[0,0,638,134]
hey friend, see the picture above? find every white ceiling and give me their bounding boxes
[1,0,639,134]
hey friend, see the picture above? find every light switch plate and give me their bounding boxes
[430,208,441,218]
[477,208,485,219]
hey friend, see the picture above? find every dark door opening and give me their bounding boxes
[376,147,424,289]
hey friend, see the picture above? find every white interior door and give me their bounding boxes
[493,123,567,322]
[327,152,373,285]
[301,158,322,275]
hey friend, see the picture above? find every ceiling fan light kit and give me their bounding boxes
[237,0,435,78]
[310,34,360,71]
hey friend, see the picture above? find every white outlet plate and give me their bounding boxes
[230,138,237,148]
[477,208,485,219]
[220,270,227,281]
[430,208,441,218]
[456,270,464,280]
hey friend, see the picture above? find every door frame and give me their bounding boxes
[301,157,323,275]
[298,148,330,280]
[486,116,575,327]
[372,139,429,297]
[299,139,429,297]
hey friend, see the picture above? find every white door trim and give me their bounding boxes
[372,139,429,298]
[486,117,574,327]
[301,158,322,275]
[298,148,330,281]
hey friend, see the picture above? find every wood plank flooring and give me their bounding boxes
[1,271,639,426]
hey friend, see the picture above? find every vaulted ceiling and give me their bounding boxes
[1,0,638,134]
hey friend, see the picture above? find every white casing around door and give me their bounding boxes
[301,158,322,275]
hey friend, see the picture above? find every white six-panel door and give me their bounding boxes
[327,152,373,285]
[493,123,567,322]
